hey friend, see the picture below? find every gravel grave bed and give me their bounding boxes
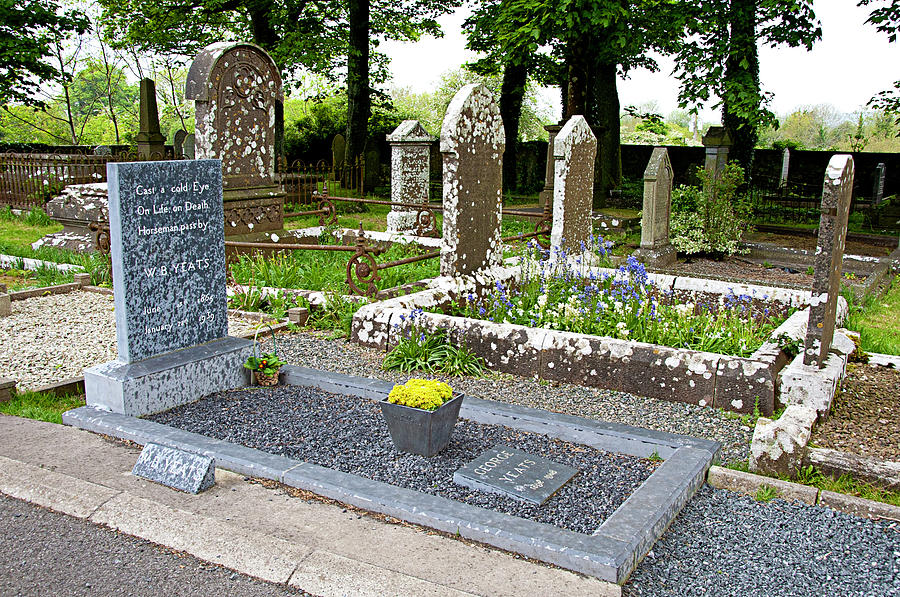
[810,363,900,462]
[624,485,900,597]
[1,290,262,391]
[660,256,815,287]
[148,384,658,534]
[260,331,754,465]
[746,231,896,258]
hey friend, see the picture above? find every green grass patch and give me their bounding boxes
[792,465,900,507]
[0,206,62,249]
[0,390,85,424]
[844,279,900,355]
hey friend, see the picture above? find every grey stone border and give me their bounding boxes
[63,364,720,586]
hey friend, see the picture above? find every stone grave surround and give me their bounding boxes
[804,154,855,368]
[185,41,285,236]
[440,84,505,277]
[634,147,676,267]
[31,183,110,253]
[84,159,253,416]
[551,115,596,256]
[386,120,436,234]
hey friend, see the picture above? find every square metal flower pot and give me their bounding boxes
[379,392,464,457]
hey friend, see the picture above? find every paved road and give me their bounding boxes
[0,494,314,597]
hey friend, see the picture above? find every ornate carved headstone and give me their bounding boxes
[137,78,166,160]
[331,133,346,179]
[551,115,596,255]
[386,120,436,234]
[702,126,731,181]
[635,147,676,267]
[173,129,188,159]
[538,123,562,208]
[439,84,505,277]
[185,42,285,235]
[873,163,887,205]
[779,148,791,188]
[84,159,253,415]
[803,155,855,368]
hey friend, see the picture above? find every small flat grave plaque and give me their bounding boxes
[453,445,578,505]
[132,443,216,494]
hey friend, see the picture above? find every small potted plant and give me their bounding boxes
[379,379,463,457]
[244,325,286,387]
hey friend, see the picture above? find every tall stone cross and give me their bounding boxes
[551,115,596,255]
[635,147,676,267]
[803,155,855,367]
[185,42,285,235]
[386,120,436,234]
[439,84,505,277]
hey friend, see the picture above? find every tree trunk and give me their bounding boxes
[499,61,527,194]
[344,0,370,191]
[723,0,759,175]
[587,61,621,209]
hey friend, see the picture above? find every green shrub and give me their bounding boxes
[383,323,484,377]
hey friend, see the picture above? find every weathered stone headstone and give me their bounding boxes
[132,443,216,494]
[803,154,855,368]
[331,133,346,179]
[551,115,596,255]
[634,147,676,267]
[0,284,11,317]
[779,148,791,188]
[84,159,253,415]
[453,445,579,505]
[538,123,562,208]
[137,78,166,160]
[185,42,285,235]
[873,163,886,205]
[386,120,436,234]
[94,145,112,156]
[173,129,188,159]
[702,126,731,180]
[183,134,196,160]
[33,183,109,253]
[440,84,505,277]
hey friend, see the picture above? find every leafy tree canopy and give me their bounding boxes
[859,0,900,118]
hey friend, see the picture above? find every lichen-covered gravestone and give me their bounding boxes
[185,42,284,235]
[136,78,166,160]
[702,125,731,181]
[803,154,854,367]
[634,147,676,267]
[84,159,253,416]
[440,84,505,277]
[551,115,596,255]
[386,120,436,234]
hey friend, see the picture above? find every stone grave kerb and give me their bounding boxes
[386,120,436,234]
[185,41,285,235]
[803,154,855,368]
[136,78,166,160]
[439,84,505,277]
[635,147,676,267]
[550,115,596,256]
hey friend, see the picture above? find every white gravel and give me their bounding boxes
[1,290,261,391]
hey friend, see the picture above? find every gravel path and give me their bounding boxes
[624,485,900,597]
[261,331,754,465]
[1,290,261,391]
[811,363,900,462]
[149,385,657,534]
[0,493,313,597]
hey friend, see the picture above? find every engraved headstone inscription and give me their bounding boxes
[107,159,227,362]
[453,445,578,505]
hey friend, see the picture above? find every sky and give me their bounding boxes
[379,1,900,124]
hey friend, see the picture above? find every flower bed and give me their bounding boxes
[351,255,818,415]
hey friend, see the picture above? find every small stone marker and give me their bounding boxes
[873,163,887,205]
[386,120,436,234]
[440,84,505,277]
[803,155,855,368]
[132,443,215,494]
[635,147,676,267]
[0,378,14,403]
[779,147,791,188]
[136,78,166,160]
[453,445,578,505]
[551,115,596,255]
[0,283,10,317]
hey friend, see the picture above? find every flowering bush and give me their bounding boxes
[243,352,286,376]
[453,248,788,358]
[388,379,454,411]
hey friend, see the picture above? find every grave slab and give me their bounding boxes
[454,445,578,505]
[132,442,216,493]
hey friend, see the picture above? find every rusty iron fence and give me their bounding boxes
[0,150,174,210]
[277,157,365,211]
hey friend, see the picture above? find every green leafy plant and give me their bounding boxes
[387,378,454,411]
[773,332,803,359]
[305,291,362,338]
[243,352,285,376]
[383,315,484,377]
[755,484,778,502]
[648,450,663,462]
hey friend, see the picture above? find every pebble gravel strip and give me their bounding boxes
[624,485,900,597]
[261,331,754,465]
[1,291,262,391]
[148,384,658,534]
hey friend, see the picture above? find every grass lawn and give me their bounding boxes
[0,210,62,250]
[845,278,900,355]
[0,391,86,425]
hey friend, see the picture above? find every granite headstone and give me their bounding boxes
[132,443,216,494]
[137,78,166,160]
[453,445,578,505]
[551,115,596,255]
